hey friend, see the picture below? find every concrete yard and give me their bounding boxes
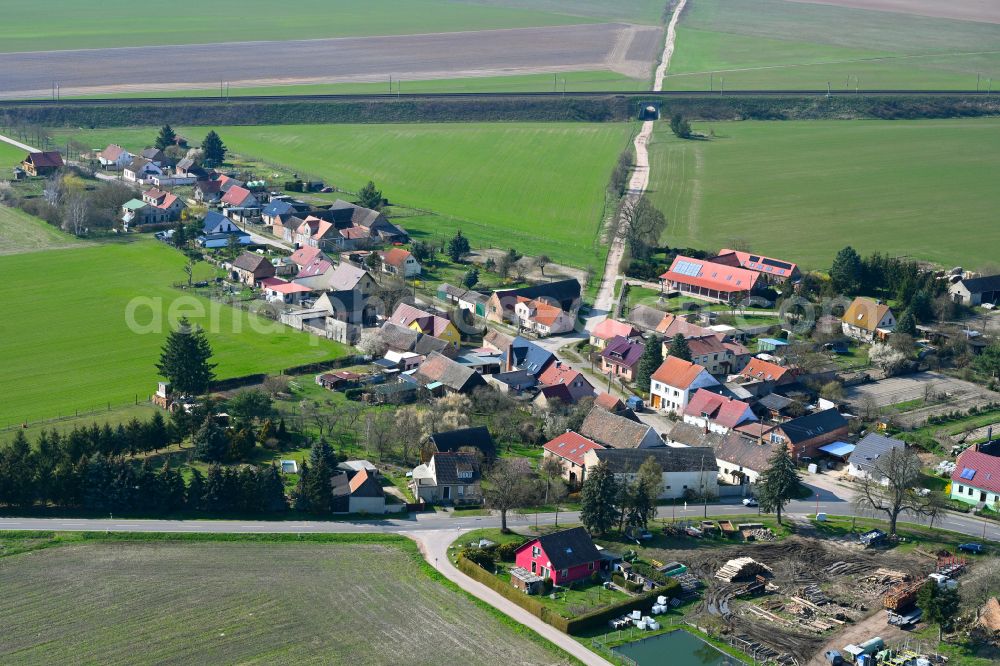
[0,23,663,98]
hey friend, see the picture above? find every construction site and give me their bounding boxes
[639,533,976,665]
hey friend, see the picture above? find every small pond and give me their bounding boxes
[612,629,745,666]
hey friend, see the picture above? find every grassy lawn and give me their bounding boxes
[0,239,347,424]
[645,118,1000,270]
[0,0,599,53]
[0,533,575,665]
[55,123,634,269]
[71,71,647,98]
[808,515,998,553]
[0,205,90,256]
[0,141,26,169]
[664,0,1000,90]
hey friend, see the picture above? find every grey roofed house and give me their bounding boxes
[484,329,514,352]
[428,452,482,485]
[524,527,602,570]
[757,393,794,413]
[427,426,497,460]
[379,322,452,356]
[326,262,372,291]
[140,147,167,164]
[713,431,780,475]
[322,199,408,240]
[231,251,273,274]
[628,304,668,331]
[778,408,848,444]
[591,446,716,474]
[664,421,726,449]
[412,352,487,393]
[848,433,906,476]
[494,278,581,313]
[579,406,662,449]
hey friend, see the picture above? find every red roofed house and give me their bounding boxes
[655,313,715,339]
[950,443,1000,507]
[594,392,626,413]
[97,144,133,169]
[142,187,186,221]
[660,255,759,304]
[379,248,421,277]
[663,334,750,375]
[514,297,575,337]
[682,389,757,434]
[289,246,328,270]
[22,151,64,177]
[230,252,276,286]
[293,216,336,250]
[589,318,641,350]
[534,361,595,407]
[711,249,800,284]
[260,277,311,305]
[649,356,720,414]
[220,185,260,223]
[600,335,645,383]
[543,431,605,486]
[514,527,604,586]
[738,357,794,388]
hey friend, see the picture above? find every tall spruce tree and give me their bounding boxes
[448,230,471,262]
[756,444,800,525]
[667,333,692,362]
[830,246,863,294]
[187,468,205,510]
[635,335,663,391]
[259,464,288,513]
[192,416,228,463]
[917,579,960,642]
[580,461,620,536]
[356,180,383,210]
[156,317,216,395]
[201,130,227,167]
[155,124,177,151]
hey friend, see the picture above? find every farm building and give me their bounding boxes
[485,279,581,325]
[711,249,800,284]
[583,446,718,500]
[424,426,497,462]
[949,274,1000,307]
[579,406,662,450]
[659,255,760,304]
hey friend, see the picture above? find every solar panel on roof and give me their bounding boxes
[762,258,792,270]
[960,468,976,480]
[749,255,760,262]
[674,260,702,277]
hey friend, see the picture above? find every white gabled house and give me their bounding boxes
[649,356,720,414]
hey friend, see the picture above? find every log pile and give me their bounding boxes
[715,557,775,583]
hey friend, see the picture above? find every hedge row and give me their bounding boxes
[455,555,680,634]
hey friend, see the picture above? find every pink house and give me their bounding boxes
[514,527,604,585]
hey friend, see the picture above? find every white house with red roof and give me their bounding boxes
[379,248,421,277]
[514,297,574,337]
[663,334,750,375]
[589,318,641,350]
[260,277,311,305]
[649,356,720,414]
[543,431,604,486]
[97,144,133,169]
[682,389,757,434]
[660,255,760,304]
[951,443,1000,507]
[535,360,595,406]
[142,187,186,221]
[220,186,260,222]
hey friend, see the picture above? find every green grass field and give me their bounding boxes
[0,536,573,665]
[0,237,346,424]
[56,123,634,268]
[664,0,1000,90]
[70,70,646,99]
[0,205,89,255]
[0,141,26,169]
[0,0,600,53]
[645,117,1000,270]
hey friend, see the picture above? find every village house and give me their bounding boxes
[202,211,242,236]
[331,469,391,514]
[314,289,378,327]
[628,304,671,333]
[711,249,800,284]
[711,430,779,487]
[140,147,168,166]
[847,433,906,481]
[120,199,150,228]
[664,334,749,375]
[534,361,596,407]
[194,179,224,204]
[594,392,627,414]
[514,527,604,585]
[378,322,454,358]
[260,277,310,305]
[221,185,261,223]
[410,452,483,505]
[388,303,461,345]
[950,441,1000,507]
[21,151,64,177]
[97,144,132,170]
[589,319,641,350]
[261,197,309,226]
[584,446,719,499]
[294,260,377,295]
[737,357,794,389]
[197,231,251,249]
[513,297,575,337]
[655,313,716,339]
[600,335,645,383]
[230,252,276,286]
[649,356,720,414]
[543,431,604,486]
[949,274,1000,307]
[579,406,663,450]
[123,157,162,184]
[412,352,488,395]
[660,255,760,304]
[764,408,850,462]
[424,426,497,462]
[379,248,421,278]
[323,199,408,243]
[842,297,896,342]
[141,188,186,222]
[175,157,208,180]
[682,389,757,434]
[486,279,581,325]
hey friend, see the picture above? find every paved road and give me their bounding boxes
[0,133,39,153]
[0,23,662,99]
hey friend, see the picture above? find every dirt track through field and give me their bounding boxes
[786,0,1000,24]
[0,23,662,99]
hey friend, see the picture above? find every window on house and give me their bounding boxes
[589,562,595,571]
[532,546,540,557]
[561,569,568,578]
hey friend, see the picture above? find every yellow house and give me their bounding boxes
[389,303,461,345]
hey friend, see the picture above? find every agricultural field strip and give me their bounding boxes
[785,0,1000,25]
[0,23,663,99]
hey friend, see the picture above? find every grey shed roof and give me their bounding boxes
[778,408,848,444]
[848,433,905,475]
[758,393,794,412]
[431,452,481,485]
[429,426,496,460]
[592,446,716,474]
[521,527,601,570]
[628,304,667,331]
[580,407,656,449]
[665,422,726,449]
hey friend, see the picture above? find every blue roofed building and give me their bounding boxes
[202,211,242,235]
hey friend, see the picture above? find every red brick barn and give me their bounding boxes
[514,527,603,585]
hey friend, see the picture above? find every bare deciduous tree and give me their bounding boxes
[364,410,394,462]
[357,330,387,359]
[483,457,538,533]
[853,447,938,535]
[62,194,88,236]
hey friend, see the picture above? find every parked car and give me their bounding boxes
[742,497,758,507]
[958,543,984,554]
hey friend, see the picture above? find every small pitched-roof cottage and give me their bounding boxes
[950,442,1000,507]
[22,151,64,176]
[579,406,662,450]
[230,252,276,286]
[514,527,603,585]
[847,433,906,481]
[589,318,641,349]
[600,335,645,383]
[649,356,720,414]
[412,352,487,394]
[411,452,482,505]
[842,297,895,342]
[543,431,604,486]
[683,389,757,434]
